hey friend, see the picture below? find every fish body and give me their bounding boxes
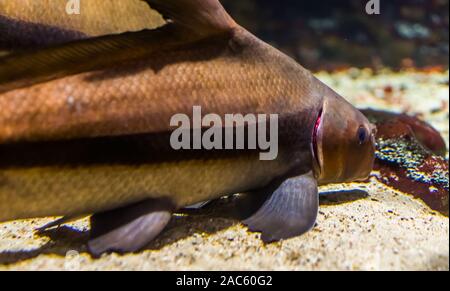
[0,30,322,143]
[0,28,321,221]
[0,0,376,254]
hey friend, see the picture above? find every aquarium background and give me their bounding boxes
[222,0,449,70]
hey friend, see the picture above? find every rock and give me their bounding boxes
[363,109,449,215]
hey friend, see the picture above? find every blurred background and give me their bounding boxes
[222,0,449,71]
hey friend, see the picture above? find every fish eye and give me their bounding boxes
[357,126,368,145]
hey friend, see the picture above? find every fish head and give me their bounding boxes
[312,91,376,185]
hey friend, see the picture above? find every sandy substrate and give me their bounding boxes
[0,70,448,271]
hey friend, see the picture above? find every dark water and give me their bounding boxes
[222,0,449,70]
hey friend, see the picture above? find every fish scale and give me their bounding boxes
[0,30,320,143]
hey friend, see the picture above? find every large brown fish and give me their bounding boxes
[0,0,376,256]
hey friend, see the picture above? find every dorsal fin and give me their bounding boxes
[145,0,236,35]
[0,0,237,93]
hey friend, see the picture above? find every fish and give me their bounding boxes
[0,0,376,256]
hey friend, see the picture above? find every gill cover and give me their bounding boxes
[313,93,376,185]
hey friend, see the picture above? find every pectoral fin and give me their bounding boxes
[36,215,85,232]
[243,172,319,243]
[87,198,175,257]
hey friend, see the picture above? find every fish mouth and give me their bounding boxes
[311,108,323,177]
